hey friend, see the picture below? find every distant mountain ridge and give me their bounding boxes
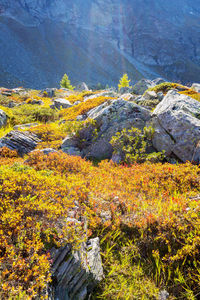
[0,0,200,88]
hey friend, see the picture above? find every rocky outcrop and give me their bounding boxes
[152,90,200,162]
[76,82,90,92]
[49,237,103,300]
[132,78,164,95]
[191,83,200,93]
[0,130,41,155]
[75,99,151,160]
[0,109,7,128]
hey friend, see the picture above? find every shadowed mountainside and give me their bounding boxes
[0,0,200,88]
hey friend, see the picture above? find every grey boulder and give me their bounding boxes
[132,79,153,95]
[152,90,200,162]
[143,90,157,100]
[132,78,165,95]
[61,136,81,156]
[45,88,56,98]
[81,99,151,160]
[51,98,73,110]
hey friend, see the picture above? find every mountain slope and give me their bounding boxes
[0,0,200,88]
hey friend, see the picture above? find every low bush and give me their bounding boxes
[144,82,188,95]
[110,126,165,164]
[145,82,200,103]
[1,105,59,125]
[60,96,114,121]
[28,122,68,149]
[1,150,200,298]
[0,162,85,299]
[0,95,10,106]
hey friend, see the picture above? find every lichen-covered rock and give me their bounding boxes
[0,130,41,155]
[152,90,200,162]
[49,237,103,300]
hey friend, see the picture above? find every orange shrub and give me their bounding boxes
[0,163,85,298]
[60,96,114,121]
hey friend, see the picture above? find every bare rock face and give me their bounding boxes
[152,90,200,163]
[0,1,200,88]
[49,237,103,300]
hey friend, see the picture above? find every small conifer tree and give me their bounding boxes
[118,73,131,91]
[60,74,75,90]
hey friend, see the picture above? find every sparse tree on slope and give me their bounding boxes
[60,74,75,90]
[118,73,131,91]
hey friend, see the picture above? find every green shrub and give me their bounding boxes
[10,105,59,125]
[0,95,10,106]
[31,107,59,123]
[110,126,165,164]
[144,82,187,95]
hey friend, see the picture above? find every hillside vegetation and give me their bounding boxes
[0,83,200,299]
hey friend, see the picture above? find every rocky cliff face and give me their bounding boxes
[0,0,200,88]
